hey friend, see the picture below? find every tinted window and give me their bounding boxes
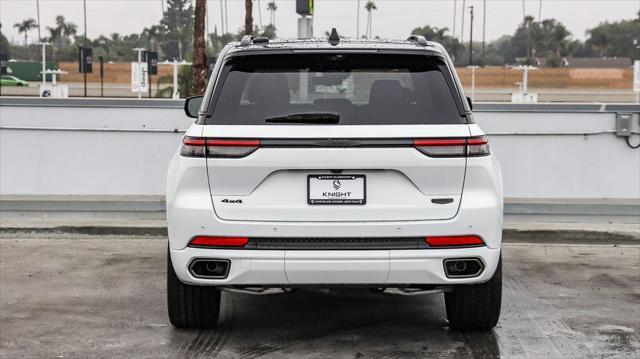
[206,54,465,125]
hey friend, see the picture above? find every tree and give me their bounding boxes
[259,24,276,38]
[161,0,194,60]
[142,25,166,53]
[411,25,464,61]
[364,1,377,39]
[62,21,78,45]
[0,23,11,59]
[586,13,639,58]
[191,0,207,95]
[244,0,253,35]
[13,18,38,58]
[267,1,277,27]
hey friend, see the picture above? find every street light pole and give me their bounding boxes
[482,0,486,63]
[460,0,466,45]
[37,42,51,86]
[161,60,192,99]
[452,0,457,41]
[468,5,474,66]
[469,65,478,102]
[356,0,360,38]
[83,0,88,97]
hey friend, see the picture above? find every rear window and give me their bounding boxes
[205,53,465,125]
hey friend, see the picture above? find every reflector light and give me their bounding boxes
[180,137,260,158]
[207,139,261,147]
[413,139,466,147]
[189,236,249,247]
[413,136,490,157]
[425,235,485,247]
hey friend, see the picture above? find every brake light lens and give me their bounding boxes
[425,235,485,247]
[466,136,490,157]
[413,136,490,157]
[180,137,260,158]
[189,236,249,247]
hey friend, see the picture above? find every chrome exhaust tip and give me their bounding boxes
[443,258,484,278]
[189,259,231,279]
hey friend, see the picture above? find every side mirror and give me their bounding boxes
[184,95,204,118]
[466,96,473,111]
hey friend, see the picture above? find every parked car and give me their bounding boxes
[0,75,28,87]
[167,31,503,331]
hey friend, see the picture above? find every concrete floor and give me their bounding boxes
[0,236,638,358]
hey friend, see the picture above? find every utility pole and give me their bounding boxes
[220,0,225,34]
[482,0,486,63]
[83,0,88,97]
[36,0,41,41]
[452,0,457,41]
[468,5,474,66]
[356,0,360,38]
[460,0,466,45]
[538,0,543,20]
[224,0,229,33]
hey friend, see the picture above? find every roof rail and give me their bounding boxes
[239,35,270,46]
[406,35,428,46]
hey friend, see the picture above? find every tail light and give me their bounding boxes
[189,236,249,247]
[425,235,485,247]
[180,137,260,158]
[413,136,490,157]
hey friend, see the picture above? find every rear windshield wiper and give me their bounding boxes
[264,113,340,124]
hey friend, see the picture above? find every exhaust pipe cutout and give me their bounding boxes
[189,259,231,279]
[443,258,484,278]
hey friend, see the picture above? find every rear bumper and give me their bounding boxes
[166,143,503,286]
[170,246,501,286]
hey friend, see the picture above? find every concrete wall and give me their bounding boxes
[1,98,639,201]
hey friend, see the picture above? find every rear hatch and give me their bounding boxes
[200,52,471,222]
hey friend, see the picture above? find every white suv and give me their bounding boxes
[167,33,503,331]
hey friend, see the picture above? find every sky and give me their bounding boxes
[1,0,638,46]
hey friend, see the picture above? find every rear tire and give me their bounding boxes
[445,257,502,331]
[167,250,221,328]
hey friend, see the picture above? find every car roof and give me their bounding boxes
[225,38,447,56]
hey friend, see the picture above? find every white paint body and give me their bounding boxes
[166,42,503,286]
[167,124,503,286]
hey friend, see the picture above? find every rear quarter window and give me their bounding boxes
[205,53,466,125]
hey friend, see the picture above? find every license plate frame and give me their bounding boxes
[307,174,366,205]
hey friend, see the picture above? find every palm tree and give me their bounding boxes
[364,1,377,39]
[192,0,207,95]
[523,15,535,58]
[245,0,253,35]
[47,16,71,52]
[267,1,277,27]
[45,26,60,61]
[62,21,78,44]
[143,25,165,53]
[14,18,38,58]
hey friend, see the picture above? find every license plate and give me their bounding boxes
[307,175,366,205]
